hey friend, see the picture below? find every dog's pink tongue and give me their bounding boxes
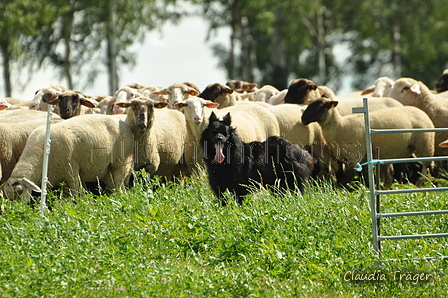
[214,143,225,163]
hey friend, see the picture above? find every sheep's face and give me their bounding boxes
[176,97,219,125]
[284,78,319,105]
[301,99,338,125]
[435,73,448,93]
[199,83,233,102]
[2,178,41,202]
[118,98,167,134]
[389,78,420,106]
[372,77,394,97]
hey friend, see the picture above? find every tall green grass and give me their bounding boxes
[1,170,447,297]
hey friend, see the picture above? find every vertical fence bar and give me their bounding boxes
[362,97,380,255]
[40,105,54,217]
[375,147,381,254]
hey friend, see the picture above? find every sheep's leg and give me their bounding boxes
[380,164,394,188]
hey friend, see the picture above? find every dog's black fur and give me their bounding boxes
[200,111,314,205]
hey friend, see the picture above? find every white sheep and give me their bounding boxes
[214,102,281,142]
[2,114,135,201]
[301,99,435,187]
[388,77,448,157]
[174,97,219,173]
[29,85,68,111]
[115,98,189,180]
[249,85,279,102]
[361,76,395,97]
[0,97,31,109]
[0,110,62,185]
[151,82,200,109]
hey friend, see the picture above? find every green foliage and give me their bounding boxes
[1,171,447,297]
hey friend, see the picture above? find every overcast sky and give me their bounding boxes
[12,16,230,100]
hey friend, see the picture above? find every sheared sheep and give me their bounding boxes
[301,98,435,187]
[115,98,188,180]
[2,114,134,201]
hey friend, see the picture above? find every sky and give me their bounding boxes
[12,16,230,100]
[10,15,353,101]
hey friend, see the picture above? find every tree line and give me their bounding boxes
[1,0,447,98]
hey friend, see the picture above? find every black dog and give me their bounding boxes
[200,111,314,205]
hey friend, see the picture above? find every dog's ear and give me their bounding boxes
[209,111,218,122]
[223,112,231,126]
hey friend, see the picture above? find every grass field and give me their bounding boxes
[1,170,447,297]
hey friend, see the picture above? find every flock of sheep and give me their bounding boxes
[1,69,448,203]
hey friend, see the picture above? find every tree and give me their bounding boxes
[0,0,55,97]
[341,0,448,90]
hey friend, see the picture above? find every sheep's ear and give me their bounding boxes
[80,97,98,108]
[309,84,318,90]
[223,112,232,126]
[154,102,168,109]
[174,102,188,109]
[42,92,59,104]
[0,104,8,111]
[115,102,131,108]
[209,111,218,122]
[439,140,448,148]
[329,101,339,108]
[361,86,374,95]
[410,84,421,95]
[21,178,42,193]
[204,102,219,109]
[187,89,199,96]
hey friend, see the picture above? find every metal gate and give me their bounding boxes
[352,98,448,260]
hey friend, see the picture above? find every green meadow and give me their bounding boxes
[1,170,447,297]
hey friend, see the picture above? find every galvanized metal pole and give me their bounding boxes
[362,97,380,255]
[40,105,54,217]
